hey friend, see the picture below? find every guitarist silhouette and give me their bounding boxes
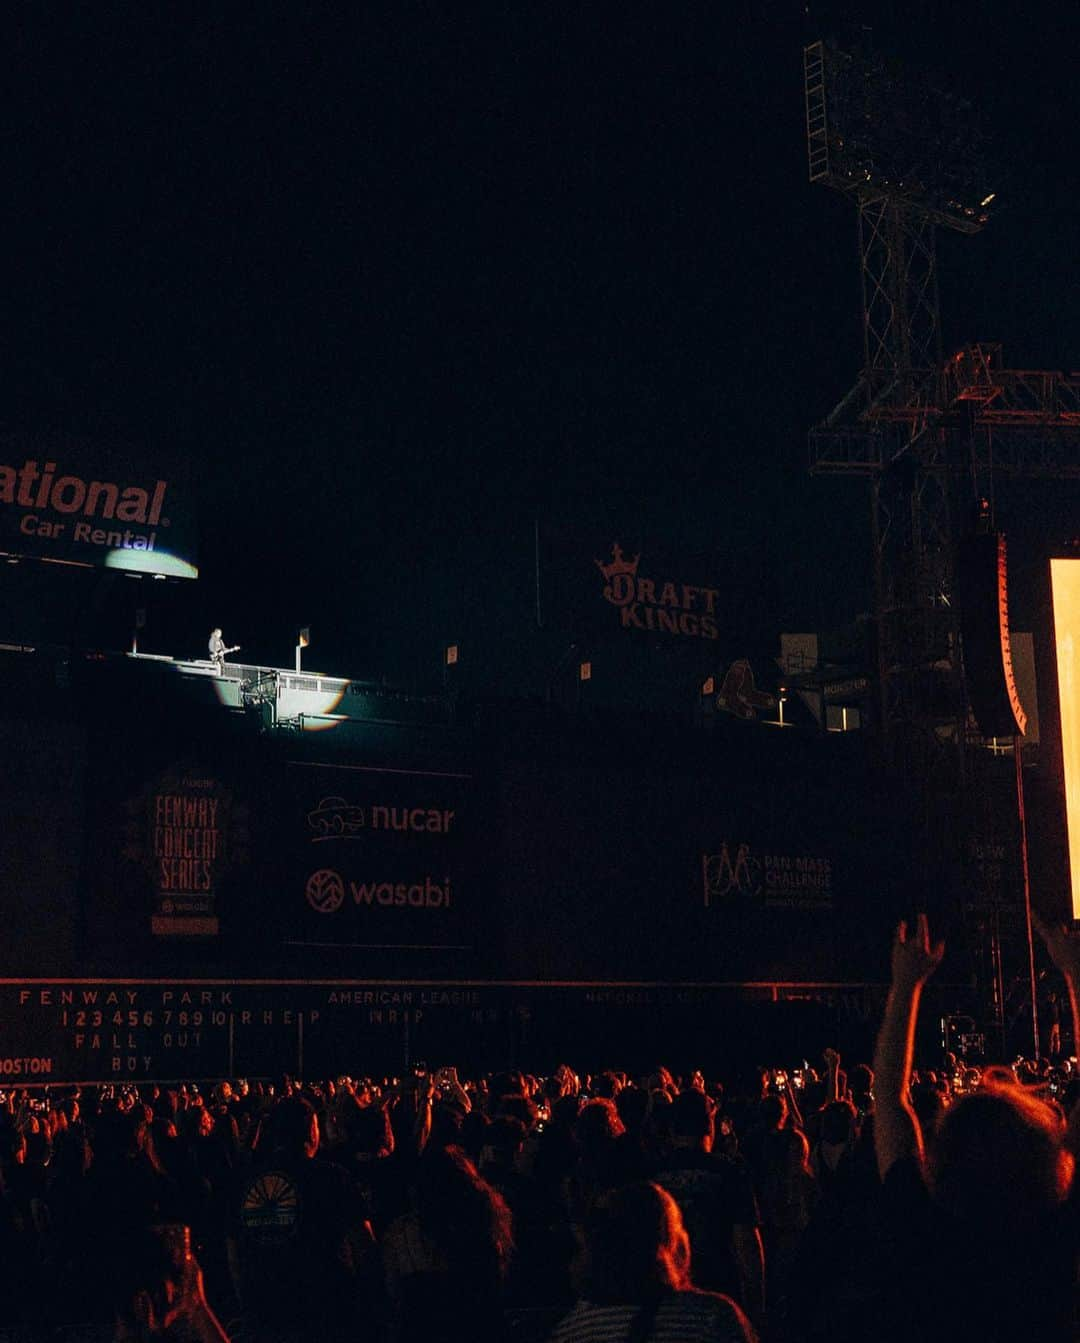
[208,627,241,672]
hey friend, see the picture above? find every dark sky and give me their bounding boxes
[5,2,1080,688]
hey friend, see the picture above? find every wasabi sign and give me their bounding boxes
[0,434,198,579]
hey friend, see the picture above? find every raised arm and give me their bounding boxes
[782,1074,804,1131]
[438,1065,472,1113]
[872,914,944,1181]
[413,1073,434,1154]
[822,1047,841,1104]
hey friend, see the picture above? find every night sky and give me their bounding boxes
[5,2,1080,691]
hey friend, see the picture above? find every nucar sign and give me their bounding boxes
[0,434,198,579]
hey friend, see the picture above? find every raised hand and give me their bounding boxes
[890,913,945,989]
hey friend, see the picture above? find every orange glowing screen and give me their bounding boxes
[1051,559,1080,919]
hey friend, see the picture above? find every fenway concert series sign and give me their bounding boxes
[86,754,248,942]
[145,768,241,937]
[0,433,198,578]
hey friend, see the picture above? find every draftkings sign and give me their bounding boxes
[538,523,726,647]
[593,542,721,641]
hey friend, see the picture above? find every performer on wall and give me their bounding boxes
[208,627,239,672]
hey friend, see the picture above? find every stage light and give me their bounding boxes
[1051,559,1080,919]
[295,627,311,673]
[104,548,198,579]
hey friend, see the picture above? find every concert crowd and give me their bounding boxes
[1,915,1078,1343]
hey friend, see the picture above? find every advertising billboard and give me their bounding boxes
[284,761,476,959]
[0,433,198,578]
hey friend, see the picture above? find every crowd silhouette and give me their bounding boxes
[1,916,1078,1341]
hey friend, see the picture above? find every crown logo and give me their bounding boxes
[595,543,640,583]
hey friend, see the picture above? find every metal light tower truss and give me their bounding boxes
[813,349,1080,758]
[858,198,941,411]
[804,38,1080,764]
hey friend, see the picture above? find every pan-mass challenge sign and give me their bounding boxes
[0,436,198,579]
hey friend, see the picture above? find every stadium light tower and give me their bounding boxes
[804,34,998,765]
[805,33,1080,1045]
[805,35,1080,760]
[805,36,994,414]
